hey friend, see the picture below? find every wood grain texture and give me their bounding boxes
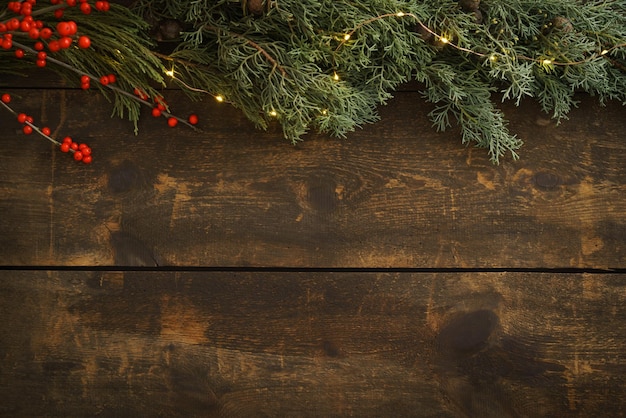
[1,270,624,417]
[0,89,625,268]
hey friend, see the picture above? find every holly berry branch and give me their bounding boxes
[1,0,199,165]
[1,91,93,163]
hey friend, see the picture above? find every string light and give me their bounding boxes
[333,11,626,73]
[333,72,340,81]
[269,110,278,117]
[165,68,175,77]
[215,95,224,102]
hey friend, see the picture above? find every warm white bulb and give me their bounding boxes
[269,110,277,117]
[440,37,449,44]
[333,72,340,81]
[215,95,224,102]
[601,49,609,55]
[165,69,175,77]
[396,12,405,17]
[343,34,351,41]
[542,59,552,65]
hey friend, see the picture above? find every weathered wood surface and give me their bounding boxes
[1,270,625,417]
[0,89,624,268]
[1,79,625,416]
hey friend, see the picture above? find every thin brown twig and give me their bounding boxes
[204,25,287,77]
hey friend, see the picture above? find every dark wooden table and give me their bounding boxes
[1,76,625,416]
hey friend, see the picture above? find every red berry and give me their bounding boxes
[1,39,12,50]
[82,155,92,164]
[77,35,91,49]
[133,88,149,100]
[20,3,32,16]
[56,22,71,36]
[7,19,19,31]
[23,125,33,134]
[70,142,79,151]
[25,115,33,124]
[107,74,116,83]
[80,3,91,14]
[28,28,39,39]
[81,82,90,90]
[81,147,92,156]
[1,93,10,104]
[14,48,24,58]
[67,21,77,35]
[48,40,60,52]
[60,143,70,152]
[154,96,167,107]
[17,113,27,123]
[66,0,76,6]
[151,107,162,117]
[0,23,7,33]
[81,75,90,84]
[34,41,44,51]
[188,114,199,125]
[99,75,109,85]
[37,51,47,60]
[62,136,72,144]
[40,28,52,39]
[53,9,64,19]
[58,37,72,49]
[167,117,178,127]
[42,127,51,136]
[19,20,31,32]
[73,151,83,161]
[36,59,46,67]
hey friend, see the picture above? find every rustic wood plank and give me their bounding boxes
[1,270,624,417]
[0,89,624,268]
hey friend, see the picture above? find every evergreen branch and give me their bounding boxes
[203,24,288,77]
[4,0,626,163]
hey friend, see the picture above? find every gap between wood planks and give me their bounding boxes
[0,266,623,274]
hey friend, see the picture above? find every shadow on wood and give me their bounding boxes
[1,271,624,417]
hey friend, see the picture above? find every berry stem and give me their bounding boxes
[0,98,62,147]
[30,4,67,17]
[11,39,199,131]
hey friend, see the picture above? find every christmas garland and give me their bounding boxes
[1,0,626,164]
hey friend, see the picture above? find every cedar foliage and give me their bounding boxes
[2,0,625,162]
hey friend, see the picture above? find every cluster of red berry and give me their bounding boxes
[1,0,102,66]
[133,88,199,128]
[60,135,92,163]
[79,73,115,89]
[1,93,93,163]
[1,0,200,166]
